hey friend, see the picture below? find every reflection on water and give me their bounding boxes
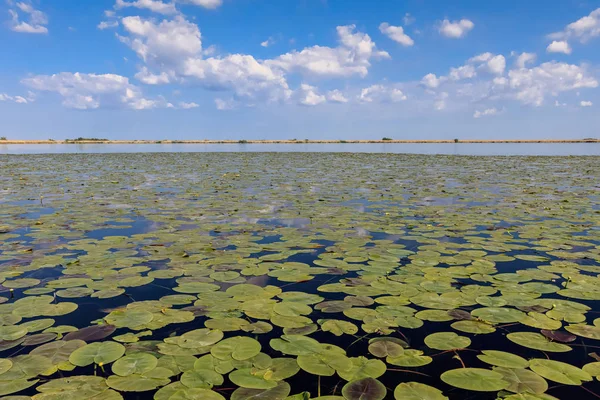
[2,142,600,155]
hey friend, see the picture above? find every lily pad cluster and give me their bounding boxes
[0,153,599,398]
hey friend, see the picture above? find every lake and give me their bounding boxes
[0,153,599,399]
[1,142,600,155]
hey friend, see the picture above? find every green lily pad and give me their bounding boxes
[319,319,358,336]
[529,359,592,385]
[69,341,126,366]
[507,332,571,352]
[106,374,170,391]
[387,350,432,367]
[565,324,600,340]
[229,368,278,389]
[211,336,261,361]
[337,357,386,381]
[181,369,224,388]
[393,382,448,400]
[477,350,529,368]
[440,368,510,392]
[341,378,386,400]
[494,367,548,393]
[231,381,291,400]
[0,379,39,396]
[424,332,471,351]
[112,352,158,376]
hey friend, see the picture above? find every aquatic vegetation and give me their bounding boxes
[0,153,598,399]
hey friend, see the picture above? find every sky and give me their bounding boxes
[1,0,600,140]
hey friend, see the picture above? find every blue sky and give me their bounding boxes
[1,0,600,140]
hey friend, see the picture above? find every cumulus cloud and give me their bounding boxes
[296,84,326,106]
[514,52,536,68]
[421,73,443,89]
[268,25,390,78]
[358,85,407,103]
[508,61,598,106]
[473,107,499,118]
[177,0,222,9]
[0,92,32,104]
[549,8,600,43]
[580,100,593,107]
[379,23,414,46]
[546,40,572,54]
[179,101,199,109]
[8,1,48,34]
[21,72,171,110]
[439,19,474,38]
[326,89,348,103]
[261,37,275,47]
[120,16,202,63]
[98,20,119,30]
[115,0,178,15]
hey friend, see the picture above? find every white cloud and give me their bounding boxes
[215,98,236,110]
[0,93,31,104]
[515,52,536,68]
[546,40,572,54]
[508,61,598,106]
[473,107,499,118]
[297,84,326,106]
[439,19,474,38]
[8,2,48,34]
[120,16,202,62]
[549,8,600,43]
[183,54,291,102]
[434,92,448,110]
[487,55,506,75]
[261,37,275,47]
[135,67,172,84]
[21,72,170,110]
[449,65,476,81]
[421,73,444,89]
[115,0,178,15]
[580,100,593,107]
[379,23,414,46]
[326,89,348,103]
[179,101,199,109]
[359,84,407,103]
[177,0,222,9]
[268,25,389,78]
[98,20,119,30]
[403,13,415,26]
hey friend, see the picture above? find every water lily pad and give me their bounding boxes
[69,341,126,366]
[211,336,261,361]
[106,374,170,391]
[337,357,386,381]
[112,352,158,376]
[494,367,548,394]
[319,319,358,336]
[387,350,432,367]
[0,379,39,396]
[229,368,278,389]
[565,324,600,340]
[424,332,471,351]
[393,382,448,400]
[477,350,529,368]
[270,335,321,356]
[341,377,386,400]
[105,310,153,329]
[507,332,571,352]
[231,381,291,400]
[529,359,592,385]
[440,368,510,392]
[181,369,224,388]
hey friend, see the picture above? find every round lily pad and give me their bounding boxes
[69,341,126,366]
[529,359,592,385]
[440,368,510,392]
[394,382,448,400]
[211,336,261,361]
[424,332,471,351]
[342,377,386,400]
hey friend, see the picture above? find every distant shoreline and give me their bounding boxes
[1,139,599,145]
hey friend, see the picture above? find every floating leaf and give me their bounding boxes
[211,336,261,361]
[507,332,571,352]
[477,350,529,369]
[494,367,548,394]
[112,352,158,376]
[69,341,125,366]
[64,325,117,341]
[529,359,592,385]
[440,368,510,392]
[424,332,470,351]
[341,378,386,400]
[393,382,448,400]
[106,374,170,392]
